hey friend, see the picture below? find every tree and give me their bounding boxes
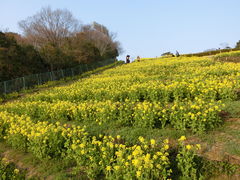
[220,42,230,49]
[65,31,102,64]
[0,32,47,81]
[19,7,80,48]
[18,7,122,68]
[19,7,81,70]
[161,52,174,57]
[5,32,28,45]
[81,22,122,58]
[236,40,240,49]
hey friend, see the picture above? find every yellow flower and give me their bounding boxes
[79,143,85,148]
[108,142,114,148]
[164,144,169,150]
[144,153,151,161]
[136,170,141,177]
[2,158,7,162]
[71,144,77,150]
[106,166,111,171]
[14,168,19,174]
[161,155,167,161]
[164,139,169,144]
[138,136,145,143]
[114,165,120,171]
[116,135,121,139]
[115,151,123,157]
[150,139,156,146]
[127,155,132,160]
[156,164,161,169]
[186,145,192,150]
[178,136,186,141]
[196,144,201,150]
[132,159,141,167]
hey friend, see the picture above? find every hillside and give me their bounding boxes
[0,56,240,179]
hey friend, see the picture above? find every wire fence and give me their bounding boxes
[0,59,115,94]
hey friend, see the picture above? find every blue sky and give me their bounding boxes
[1,0,240,60]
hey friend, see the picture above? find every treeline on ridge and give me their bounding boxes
[0,7,122,82]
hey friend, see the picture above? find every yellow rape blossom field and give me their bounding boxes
[1,56,240,179]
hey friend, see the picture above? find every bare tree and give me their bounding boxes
[18,7,121,68]
[81,22,122,57]
[18,6,81,48]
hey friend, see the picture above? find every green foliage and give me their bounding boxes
[213,50,240,63]
[0,157,26,179]
[70,42,102,64]
[236,40,240,49]
[0,29,120,82]
[197,158,240,179]
[177,137,202,179]
[39,44,73,71]
[161,52,175,57]
[1,57,240,178]
[183,48,240,57]
[1,99,223,133]
[0,32,47,81]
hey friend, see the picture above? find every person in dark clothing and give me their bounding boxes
[176,51,180,57]
[126,55,130,63]
[137,56,140,62]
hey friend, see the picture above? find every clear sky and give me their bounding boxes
[1,0,240,60]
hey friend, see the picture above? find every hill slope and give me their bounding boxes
[0,56,240,179]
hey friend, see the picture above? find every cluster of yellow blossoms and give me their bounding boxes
[1,56,240,178]
[1,56,238,133]
[1,97,223,133]
[0,111,179,179]
[0,157,22,178]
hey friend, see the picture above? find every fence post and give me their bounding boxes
[89,64,93,70]
[4,81,7,94]
[36,74,40,85]
[85,64,88,72]
[22,77,26,90]
[99,61,103,67]
[79,66,82,74]
[61,69,64,78]
[39,74,42,85]
[50,72,53,81]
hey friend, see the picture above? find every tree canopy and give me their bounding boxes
[1,7,122,81]
[18,7,122,70]
[0,32,47,81]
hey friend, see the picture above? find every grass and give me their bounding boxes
[225,142,240,157]
[76,120,187,146]
[222,100,240,118]
[190,100,240,165]
[0,142,85,179]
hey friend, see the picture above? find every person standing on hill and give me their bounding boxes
[176,51,180,57]
[137,56,141,62]
[126,55,130,63]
